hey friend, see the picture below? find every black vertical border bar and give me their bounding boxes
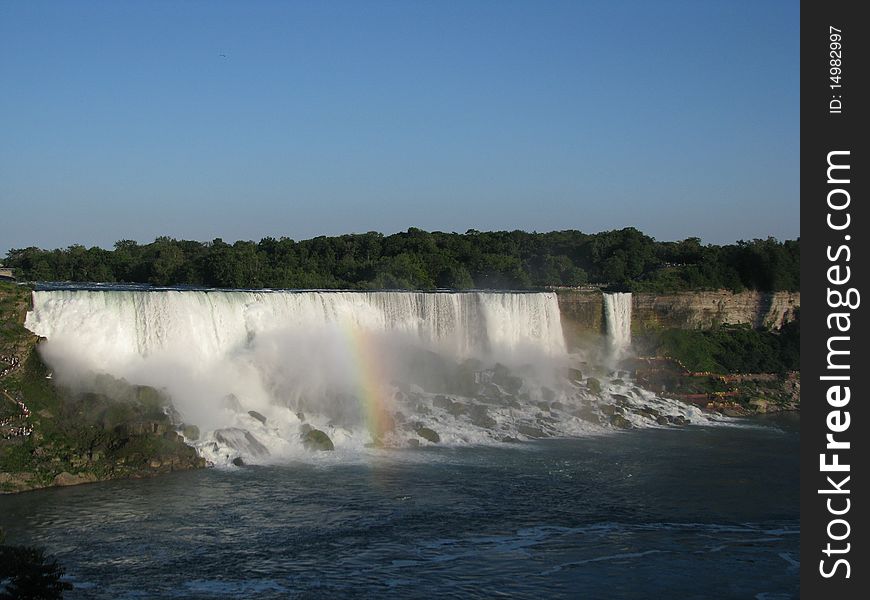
[801,0,867,597]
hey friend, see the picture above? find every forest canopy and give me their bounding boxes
[4,228,799,292]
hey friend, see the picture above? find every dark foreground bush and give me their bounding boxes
[0,530,72,600]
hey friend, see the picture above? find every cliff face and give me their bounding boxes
[631,291,800,332]
[556,290,800,347]
[554,290,606,350]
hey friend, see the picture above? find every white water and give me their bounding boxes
[603,292,632,360]
[25,288,710,464]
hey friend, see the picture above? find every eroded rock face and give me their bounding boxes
[631,291,800,331]
[556,290,800,348]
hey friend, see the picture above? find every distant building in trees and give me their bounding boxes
[0,266,15,281]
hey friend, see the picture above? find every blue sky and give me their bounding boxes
[0,0,799,253]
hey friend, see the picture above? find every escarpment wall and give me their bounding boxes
[631,291,799,331]
[556,290,800,348]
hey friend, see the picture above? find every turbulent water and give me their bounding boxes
[0,419,800,599]
[25,288,710,466]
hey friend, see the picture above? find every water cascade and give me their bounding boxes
[25,288,705,464]
[603,292,632,360]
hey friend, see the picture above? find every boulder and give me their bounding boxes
[181,424,200,441]
[517,424,547,439]
[610,414,632,429]
[749,398,770,413]
[638,406,661,420]
[414,426,440,443]
[248,410,267,424]
[469,405,496,429]
[52,471,98,487]
[573,405,601,424]
[600,404,622,417]
[434,396,467,416]
[302,429,335,451]
[586,377,602,395]
[232,457,245,467]
[214,428,270,457]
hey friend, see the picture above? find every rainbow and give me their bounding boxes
[344,323,394,442]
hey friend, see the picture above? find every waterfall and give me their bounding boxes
[23,287,710,461]
[22,289,579,459]
[603,292,632,360]
[25,289,566,364]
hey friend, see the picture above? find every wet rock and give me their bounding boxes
[481,383,504,400]
[517,424,547,439]
[414,426,440,444]
[407,438,420,448]
[656,415,670,426]
[610,414,632,429]
[600,404,622,417]
[493,363,523,394]
[667,415,687,426]
[248,410,267,425]
[611,378,625,386]
[573,405,601,424]
[296,411,305,422]
[232,457,245,467]
[222,394,242,411]
[536,414,558,426]
[499,436,521,443]
[302,428,335,451]
[542,386,557,402]
[434,396,467,417]
[214,428,270,457]
[550,401,565,412]
[182,424,200,441]
[469,405,496,429]
[638,406,660,420]
[586,377,602,395]
[566,368,583,382]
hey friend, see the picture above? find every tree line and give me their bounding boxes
[3,228,799,292]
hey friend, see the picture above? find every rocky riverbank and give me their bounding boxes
[1,283,204,494]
